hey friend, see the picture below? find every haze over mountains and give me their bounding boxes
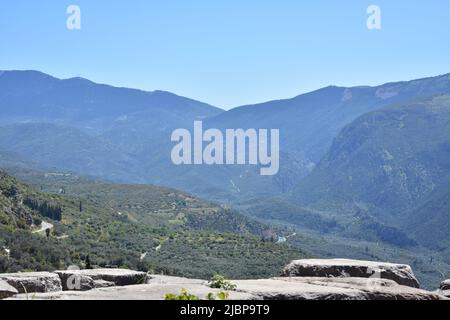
[0,70,223,184]
[2,70,450,283]
[2,70,450,201]
[288,94,450,254]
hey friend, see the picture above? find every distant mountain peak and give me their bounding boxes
[0,70,223,113]
[0,70,58,79]
[63,76,95,85]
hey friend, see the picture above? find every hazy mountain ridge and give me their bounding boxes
[0,70,222,131]
[197,73,450,199]
[290,94,450,256]
[3,70,450,201]
[208,72,450,161]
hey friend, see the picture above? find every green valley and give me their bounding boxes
[0,169,306,279]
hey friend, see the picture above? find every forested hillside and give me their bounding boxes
[0,170,306,279]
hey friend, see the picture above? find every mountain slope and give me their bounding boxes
[2,71,450,202]
[210,73,450,162]
[5,166,272,235]
[0,70,222,132]
[131,73,450,201]
[127,73,450,202]
[0,123,141,182]
[0,70,227,187]
[0,169,307,278]
[403,178,450,252]
[197,73,450,199]
[0,70,223,162]
[291,94,450,250]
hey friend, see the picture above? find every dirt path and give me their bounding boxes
[32,221,54,234]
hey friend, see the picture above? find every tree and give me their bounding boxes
[33,217,42,227]
[85,254,92,269]
[24,197,62,221]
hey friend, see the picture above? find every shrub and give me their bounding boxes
[208,274,237,291]
[165,289,199,300]
[206,292,230,300]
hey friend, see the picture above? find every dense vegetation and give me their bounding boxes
[291,94,450,249]
[24,197,62,221]
[0,169,306,279]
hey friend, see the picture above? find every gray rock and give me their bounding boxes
[7,281,252,300]
[56,271,96,291]
[0,272,62,293]
[0,280,18,299]
[282,259,420,288]
[6,275,446,301]
[232,277,444,300]
[94,280,115,288]
[56,269,147,287]
[146,274,207,286]
[440,279,450,290]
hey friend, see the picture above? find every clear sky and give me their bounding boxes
[1,0,450,109]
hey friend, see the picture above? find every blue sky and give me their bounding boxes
[1,0,450,109]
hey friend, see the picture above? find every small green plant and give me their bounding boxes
[208,274,237,291]
[165,288,199,300]
[206,292,230,300]
[165,289,230,301]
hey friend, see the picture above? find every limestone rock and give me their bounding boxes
[7,275,446,301]
[0,280,18,299]
[56,271,96,291]
[233,277,443,300]
[94,280,116,288]
[146,275,207,286]
[2,264,446,300]
[0,272,62,293]
[56,269,147,287]
[282,259,420,288]
[438,280,450,298]
[440,279,450,290]
[8,281,253,300]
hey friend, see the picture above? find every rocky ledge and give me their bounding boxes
[56,269,147,290]
[1,259,449,300]
[0,272,62,294]
[441,279,450,290]
[439,279,450,298]
[0,280,18,299]
[282,259,420,288]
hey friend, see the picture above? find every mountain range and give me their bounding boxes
[2,70,450,201]
[1,70,450,287]
[288,94,450,252]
